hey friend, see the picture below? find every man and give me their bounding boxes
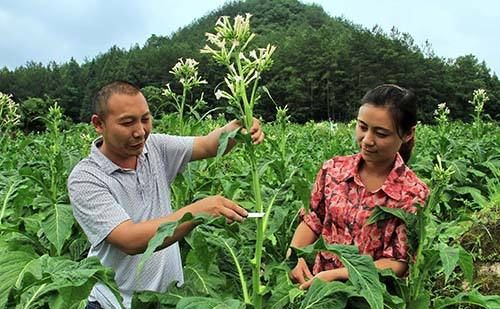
[68,80,263,308]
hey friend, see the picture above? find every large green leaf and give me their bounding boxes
[408,292,430,309]
[266,272,303,309]
[217,127,241,157]
[434,290,500,308]
[331,245,384,309]
[48,294,87,309]
[132,286,187,307]
[185,228,214,273]
[41,203,74,255]
[17,283,51,309]
[183,263,227,297]
[366,206,418,252]
[0,251,38,308]
[296,239,385,309]
[457,247,473,283]
[377,269,406,309]
[136,213,209,276]
[14,255,121,308]
[175,296,244,309]
[366,206,416,227]
[453,186,488,206]
[300,280,356,309]
[0,177,25,224]
[15,256,43,288]
[438,243,460,283]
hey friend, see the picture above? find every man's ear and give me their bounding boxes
[91,114,104,134]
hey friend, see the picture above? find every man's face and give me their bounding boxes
[92,92,152,166]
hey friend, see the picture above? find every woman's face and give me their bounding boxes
[355,104,412,165]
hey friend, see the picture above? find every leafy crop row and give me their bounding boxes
[0,15,499,309]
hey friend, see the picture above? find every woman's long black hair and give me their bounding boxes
[361,84,417,164]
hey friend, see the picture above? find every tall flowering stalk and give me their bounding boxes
[0,92,21,149]
[469,88,488,123]
[163,58,208,135]
[433,102,450,126]
[433,102,451,154]
[201,14,276,308]
[408,155,455,304]
[469,89,489,138]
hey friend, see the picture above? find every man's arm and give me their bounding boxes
[106,195,248,255]
[191,118,264,161]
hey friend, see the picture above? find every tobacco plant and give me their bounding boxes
[136,14,276,308]
[0,104,120,308]
[366,155,499,308]
[0,92,21,152]
[201,13,276,308]
[162,58,219,136]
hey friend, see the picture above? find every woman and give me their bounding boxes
[289,84,429,289]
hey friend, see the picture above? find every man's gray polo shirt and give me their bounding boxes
[68,134,194,309]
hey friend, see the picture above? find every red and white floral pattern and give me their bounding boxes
[301,153,429,275]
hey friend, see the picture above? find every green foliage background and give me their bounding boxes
[1,0,499,129]
[1,106,498,307]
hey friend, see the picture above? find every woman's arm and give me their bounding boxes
[288,222,319,284]
[299,258,408,289]
[290,221,319,249]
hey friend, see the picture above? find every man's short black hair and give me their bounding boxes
[93,80,141,119]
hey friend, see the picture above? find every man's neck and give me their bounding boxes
[99,144,138,170]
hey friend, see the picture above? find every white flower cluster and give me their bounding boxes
[201,13,255,66]
[201,13,275,72]
[433,154,455,183]
[434,102,450,124]
[434,102,450,116]
[0,92,21,131]
[469,88,489,114]
[201,13,276,125]
[167,58,207,92]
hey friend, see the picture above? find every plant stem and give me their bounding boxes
[236,57,253,129]
[179,88,187,135]
[222,239,250,304]
[248,145,264,309]
[410,180,443,301]
[0,180,17,225]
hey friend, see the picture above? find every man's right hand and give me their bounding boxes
[188,195,248,223]
[289,257,313,284]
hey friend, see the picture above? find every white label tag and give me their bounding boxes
[246,212,265,218]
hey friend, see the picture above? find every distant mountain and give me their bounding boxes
[1,0,498,125]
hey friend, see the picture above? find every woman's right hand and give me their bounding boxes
[289,257,313,284]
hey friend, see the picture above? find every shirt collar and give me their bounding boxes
[333,153,361,183]
[380,153,406,200]
[337,153,406,201]
[90,136,148,175]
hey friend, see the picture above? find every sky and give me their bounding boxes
[1,0,499,75]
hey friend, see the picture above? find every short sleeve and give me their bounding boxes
[148,134,194,183]
[300,166,327,235]
[381,218,410,261]
[68,168,130,246]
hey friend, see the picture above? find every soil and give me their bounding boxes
[476,262,500,295]
[461,214,500,295]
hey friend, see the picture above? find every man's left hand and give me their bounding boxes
[242,118,264,144]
